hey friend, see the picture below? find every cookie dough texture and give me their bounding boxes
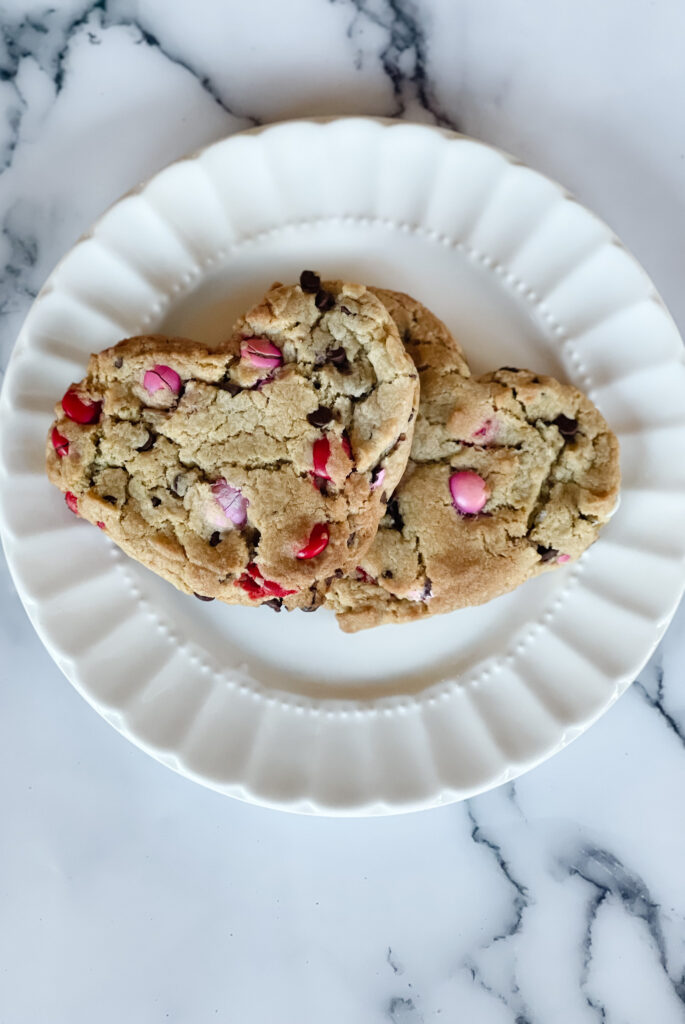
[46,280,419,608]
[328,358,621,632]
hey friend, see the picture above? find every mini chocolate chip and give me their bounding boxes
[387,498,404,532]
[194,593,215,602]
[299,270,320,293]
[313,380,321,390]
[347,532,356,548]
[103,495,117,505]
[136,431,156,453]
[553,414,578,438]
[315,288,335,312]
[209,532,221,547]
[307,406,334,428]
[113,356,123,368]
[151,496,162,508]
[219,379,242,396]
[265,597,283,612]
[537,545,559,563]
[423,578,433,600]
[334,568,344,578]
[382,570,394,579]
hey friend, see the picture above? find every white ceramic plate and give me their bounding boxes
[2,118,685,815]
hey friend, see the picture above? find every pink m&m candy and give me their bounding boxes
[240,337,283,369]
[449,470,489,515]
[370,467,386,492]
[143,364,181,395]
[211,479,249,528]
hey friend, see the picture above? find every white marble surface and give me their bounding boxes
[2,1,685,1020]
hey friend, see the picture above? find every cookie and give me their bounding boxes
[46,276,419,608]
[368,287,470,384]
[327,361,620,632]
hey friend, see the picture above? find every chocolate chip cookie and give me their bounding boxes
[327,359,621,632]
[46,277,419,608]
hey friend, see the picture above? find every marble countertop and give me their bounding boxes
[2,1,685,1021]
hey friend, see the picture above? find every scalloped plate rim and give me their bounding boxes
[1,116,685,815]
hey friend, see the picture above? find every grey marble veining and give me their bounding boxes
[1,2,685,1021]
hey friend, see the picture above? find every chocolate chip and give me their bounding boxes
[327,347,349,371]
[315,288,335,312]
[313,380,321,390]
[307,406,334,428]
[151,496,162,508]
[113,356,123,369]
[136,431,156,453]
[264,597,283,612]
[219,379,242,396]
[302,583,322,612]
[553,414,578,439]
[299,270,320,293]
[193,593,214,602]
[209,532,221,547]
[103,494,117,505]
[248,528,261,560]
[334,568,344,578]
[347,532,356,548]
[423,578,432,600]
[382,570,394,579]
[537,545,559,562]
[387,498,404,532]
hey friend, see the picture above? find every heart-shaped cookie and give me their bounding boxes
[46,278,419,607]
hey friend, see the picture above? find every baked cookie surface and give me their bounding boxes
[46,277,419,608]
[327,355,620,632]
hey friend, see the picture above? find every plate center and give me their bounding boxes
[147,219,573,700]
